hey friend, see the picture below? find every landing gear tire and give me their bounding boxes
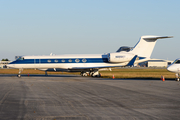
[83,73,88,76]
[94,74,101,77]
[90,73,94,77]
[91,71,101,77]
[17,74,21,78]
[90,72,94,77]
[80,72,88,77]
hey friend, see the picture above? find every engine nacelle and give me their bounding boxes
[107,53,135,63]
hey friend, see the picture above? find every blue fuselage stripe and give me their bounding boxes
[10,58,109,64]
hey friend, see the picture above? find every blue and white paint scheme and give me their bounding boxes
[167,58,180,81]
[7,35,173,77]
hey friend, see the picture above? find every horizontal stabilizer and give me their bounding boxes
[143,36,173,40]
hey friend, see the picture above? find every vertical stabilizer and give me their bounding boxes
[129,35,173,58]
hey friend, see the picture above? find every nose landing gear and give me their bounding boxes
[17,69,23,78]
[176,73,179,81]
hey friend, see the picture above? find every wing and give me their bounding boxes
[70,55,138,70]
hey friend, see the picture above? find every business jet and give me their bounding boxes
[7,35,173,77]
[167,58,180,81]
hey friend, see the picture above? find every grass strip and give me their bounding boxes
[0,68,176,80]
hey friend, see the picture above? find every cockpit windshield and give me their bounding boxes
[17,57,24,61]
[173,60,180,64]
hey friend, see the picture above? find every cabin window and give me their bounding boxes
[47,60,51,63]
[54,60,58,63]
[75,59,80,63]
[69,59,72,62]
[82,58,87,63]
[61,59,65,62]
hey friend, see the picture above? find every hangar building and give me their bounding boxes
[0,61,12,68]
[138,59,173,67]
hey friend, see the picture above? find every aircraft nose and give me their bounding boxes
[167,65,176,72]
[6,64,14,68]
[167,66,172,72]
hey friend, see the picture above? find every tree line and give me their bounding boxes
[1,59,9,61]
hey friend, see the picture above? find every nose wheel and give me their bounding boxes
[17,74,21,78]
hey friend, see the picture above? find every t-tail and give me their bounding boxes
[129,35,173,59]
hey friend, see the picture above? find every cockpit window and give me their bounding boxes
[174,60,180,64]
[17,57,24,61]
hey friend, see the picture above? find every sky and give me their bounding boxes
[0,0,179,61]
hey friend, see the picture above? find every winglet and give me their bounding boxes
[126,55,138,66]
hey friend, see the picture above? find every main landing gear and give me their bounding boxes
[80,72,88,77]
[80,70,101,77]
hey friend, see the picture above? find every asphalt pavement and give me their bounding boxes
[0,74,179,120]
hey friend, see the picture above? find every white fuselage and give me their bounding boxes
[167,59,180,73]
[7,53,135,71]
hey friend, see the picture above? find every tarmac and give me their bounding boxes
[0,74,180,120]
